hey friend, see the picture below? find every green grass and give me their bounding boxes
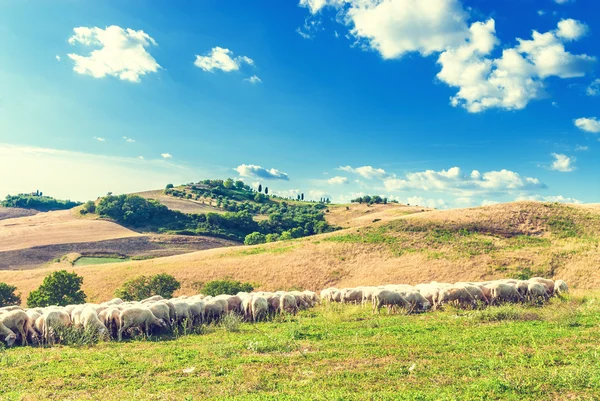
[73,257,130,266]
[2,296,600,400]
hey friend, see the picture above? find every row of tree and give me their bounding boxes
[1,194,81,212]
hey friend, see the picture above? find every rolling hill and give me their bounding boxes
[1,200,597,303]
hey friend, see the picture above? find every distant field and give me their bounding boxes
[134,190,224,214]
[0,209,140,252]
[73,256,130,266]
[0,206,38,221]
[1,294,598,400]
[0,234,239,271]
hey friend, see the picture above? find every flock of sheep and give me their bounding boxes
[0,290,318,347]
[0,277,568,348]
[322,277,569,313]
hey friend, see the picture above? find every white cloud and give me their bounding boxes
[0,144,202,201]
[244,75,262,84]
[123,136,135,143]
[383,166,545,194]
[55,55,61,61]
[327,176,349,185]
[587,79,600,96]
[537,10,546,16]
[339,165,387,179]
[308,189,333,200]
[517,194,581,204]
[194,47,254,73]
[68,26,160,83]
[235,164,289,181]
[300,2,595,113]
[404,196,447,209]
[93,137,105,142]
[550,153,575,172]
[161,153,172,159]
[481,200,500,206]
[437,19,595,112]
[556,18,588,41]
[574,117,600,133]
[554,0,574,4]
[575,145,589,151]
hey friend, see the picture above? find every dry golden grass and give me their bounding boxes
[1,201,598,304]
[325,203,430,228]
[0,209,139,252]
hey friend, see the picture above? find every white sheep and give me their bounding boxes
[251,296,269,322]
[80,306,108,337]
[372,289,408,313]
[0,310,29,346]
[554,280,569,296]
[0,320,18,347]
[41,310,72,345]
[118,308,167,341]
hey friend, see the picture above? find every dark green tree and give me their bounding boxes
[258,184,262,193]
[264,187,269,195]
[244,231,267,245]
[27,270,86,307]
[0,283,21,307]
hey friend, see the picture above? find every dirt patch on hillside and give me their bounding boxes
[0,207,38,221]
[0,209,140,252]
[135,190,223,214]
[0,234,239,271]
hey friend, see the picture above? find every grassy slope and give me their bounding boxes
[134,190,225,214]
[1,294,599,400]
[1,201,598,304]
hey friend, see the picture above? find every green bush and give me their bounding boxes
[0,283,21,307]
[244,232,266,245]
[27,270,86,307]
[81,200,96,214]
[201,279,254,297]
[115,273,181,301]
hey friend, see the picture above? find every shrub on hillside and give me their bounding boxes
[0,283,21,307]
[244,232,266,245]
[27,270,86,307]
[2,194,81,211]
[201,279,254,297]
[80,200,96,215]
[115,274,181,301]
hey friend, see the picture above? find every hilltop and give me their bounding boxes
[1,200,597,303]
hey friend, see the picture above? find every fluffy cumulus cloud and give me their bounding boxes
[404,196,448,209]
[383,166,545,194]
[339,165,387,179]
[161,153,172,159]
[327,176,349,185]
[575,145,589,151]
[93,136,105,142]
[194,47,253,73]
[574,117,600,133]
[299,1,595,112]
[235,164,289,181]
[68,26,160,83]
[550,153,575,172]
[437,19,594,112]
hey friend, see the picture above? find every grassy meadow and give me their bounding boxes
[2,293,600,401]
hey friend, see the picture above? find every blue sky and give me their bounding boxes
[0,0,599,208]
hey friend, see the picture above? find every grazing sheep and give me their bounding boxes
[80,307,108,337]
[515,281,530,298]
[215,295,241,314]
[0,321,17,347]
[99,307,121,338]
[172,301,193,329]
[204,299,227,322]
[527,282,550,303]
[0,310,29,346]
[460,285,489,306]
[41,310,71,345]
[251,296,269,322]
[302,290,319,306]
[530,277,555,295]
[279,294,297,314]
[118,308,167,341]
[415,284,440,306]
[25,310,41,344]
[402,291,431,313]
[554,279,569,296]
[488,283,524,305]
[141,295,164,303]
[435,287,477,309]
[319,288,338,303]
[186,300,205,325]
[341,288,363,304]
[372,290,408,313]
[147,303,172,326]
